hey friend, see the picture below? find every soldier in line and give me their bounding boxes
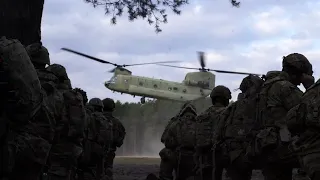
[255,53,313,180]
[285,60,320,179]
[157,114,179,180]
[78,98,111,180]
[0,37,54,179]
[195,85,231,180]
[45,64,86,180]
[163,102,198,180]
[214,75,264,180]
[102,98,126,180]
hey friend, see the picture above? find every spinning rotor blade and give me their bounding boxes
[156,64,201,70]
[198,51,206,69]
[207,69,262,76]
[156,64,262,76]
[61,48,118,66]
[123,61,182,67]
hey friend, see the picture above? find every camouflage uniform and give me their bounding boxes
[78,98,111,180]
[195,85,231,180]
[217,75,264,180]
[164,103,198,180]
[286,68,320,179]
[256,53,312,180]
[0,37,53,180]
[26,42,58,180]
[45,64,86,180]
[158,115,179,180]
[102,98,126,180]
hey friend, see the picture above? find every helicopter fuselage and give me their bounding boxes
[105,74,213,102]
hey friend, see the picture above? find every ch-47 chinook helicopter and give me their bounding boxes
[61,48,261,104]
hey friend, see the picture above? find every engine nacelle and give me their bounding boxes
[183,72,215,90]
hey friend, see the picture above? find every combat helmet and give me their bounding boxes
[46,64,68,80]
[25,42,50,66]
[210,85,231,100]
[239,74,264,93]
[88,98,104,108]
[282,53,312,75]
[74,88,88,104]
[47,64,71,89]
[102,98,115,111]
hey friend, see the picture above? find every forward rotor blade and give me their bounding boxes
[155,64,201,70]
[108,68,116,73]
[61,48,118,66]
[123,61,182,67]
[208,69,262,76]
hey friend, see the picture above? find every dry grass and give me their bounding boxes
[115,156,160,165]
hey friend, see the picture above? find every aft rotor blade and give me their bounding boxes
[155,64,201,70]
[123,61,182,67]
[208,69,262,76]
[61,48,118,66]
[198,51,205,68]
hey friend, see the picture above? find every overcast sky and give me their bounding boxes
[42,0,320,103]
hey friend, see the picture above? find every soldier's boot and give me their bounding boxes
[47,166,73,180]
[159,159,174,180]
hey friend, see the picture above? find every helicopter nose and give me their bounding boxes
[104,82,110,88]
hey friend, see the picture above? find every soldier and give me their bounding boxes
[157,115,179,180]
[46,64,86,180]
[79,98,112,180]
[25,42,59,87]
[163,102,198,180]
[285,60,320,179]
[255,53,313,180]
[195,85,231,180]
[102,98,126,180]
[0,37,53,179]
[215,75,264,180]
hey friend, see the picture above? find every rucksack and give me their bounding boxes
[257,75,288,128]
[196,106,225,148]
[60,90,86,141]
[176,112,197,148]
[89,112,113,146]
[299,79,320,129]
[223,94,259,140]
[111,117,125,148]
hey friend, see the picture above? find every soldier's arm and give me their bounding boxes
[286,104,306,135]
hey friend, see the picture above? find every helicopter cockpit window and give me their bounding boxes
[168,87,172,91]
[107,76,117,84]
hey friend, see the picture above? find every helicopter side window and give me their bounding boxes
[183,89,187,93]
[173,87,178,91]
[168,87,172,91]
[154,84,158,88]
[107,76,117,84]
[124,79,128,83]
[139,82,143,86]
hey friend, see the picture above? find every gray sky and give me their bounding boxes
[42,0,320,103]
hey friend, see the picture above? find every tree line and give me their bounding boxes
[113,98,235,156]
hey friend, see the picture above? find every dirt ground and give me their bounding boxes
[113,156,263,180]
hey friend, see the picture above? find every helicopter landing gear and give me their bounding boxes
[140,97,146,104]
